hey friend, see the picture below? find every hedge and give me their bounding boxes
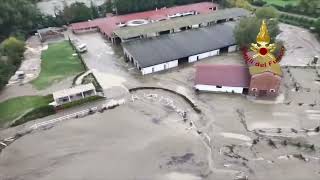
[11,105,56,127]
[279,14,316,29]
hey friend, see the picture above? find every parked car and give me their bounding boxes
[71,39,87,53]
[76,43,87,53]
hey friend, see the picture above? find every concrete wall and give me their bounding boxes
[195,84,244,94]
[142,60,178,75]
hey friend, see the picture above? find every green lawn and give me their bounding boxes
[263,0,299,7]
[32,41,85,90]
[0,95,53,127]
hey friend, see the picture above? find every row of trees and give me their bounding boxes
[249,0,320,18]
[0,37,25,90]
[279,14,318,29]
[0,0,36,89]
[113,0,210,14]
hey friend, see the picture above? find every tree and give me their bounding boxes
[0,0,41,40]
[0,37,25,66]
[234,17,280,48]
[315,18,320,36]
[105,0,113,12]
[0,37,25,90]
[255,6,279,19]
[0,62,15,90]
[90,1,100,19]
[62,2,92,24]
[226,0,253,10]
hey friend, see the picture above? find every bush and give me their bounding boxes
[255,6,279,19]
[11,105,56,127]
[58,96,104,110]
[1,37,25,66]
[0,37,26,90]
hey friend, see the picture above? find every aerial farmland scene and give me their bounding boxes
[0,0,320,179]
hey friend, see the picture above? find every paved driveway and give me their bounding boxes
[68,32,140,96]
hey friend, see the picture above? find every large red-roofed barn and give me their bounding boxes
[70,2,217,40]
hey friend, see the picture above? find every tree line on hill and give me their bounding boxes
[223,0,320,39]
[249,0,320,18]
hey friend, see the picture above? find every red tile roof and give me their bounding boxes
[70,2,217,37]
[195,64,251,88]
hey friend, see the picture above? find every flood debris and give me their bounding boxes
[166,153,195,166]
[223,145,249,161]
[292,154,309,162]
[151,117,161,124]
[236,109,249,132]
[291,128,298,133]
[268,139,277,148]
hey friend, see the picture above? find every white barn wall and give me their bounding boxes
[142,60,178,75]
[188,49,220,63]
[124,43,236,75]
[195,84,244,94]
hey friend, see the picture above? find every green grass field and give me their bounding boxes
[0,95,53,127]
[263,0,299,7]
[32,41,85,90]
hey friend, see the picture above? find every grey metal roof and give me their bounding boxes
[123,22,236,68]
[114,8,249,40]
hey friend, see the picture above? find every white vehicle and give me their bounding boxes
[71,39,87,53]
[76,43,87,53]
